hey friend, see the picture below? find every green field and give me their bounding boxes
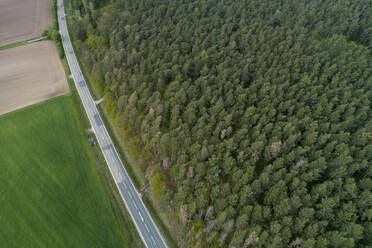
[0,95,129,247]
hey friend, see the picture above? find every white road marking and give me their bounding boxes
[116,173,122,182]
[145,223,150,232]
[151,236,158,247]
[139,212,144,221]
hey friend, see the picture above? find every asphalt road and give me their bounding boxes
[57,1,168,247]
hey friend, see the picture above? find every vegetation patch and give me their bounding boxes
[0,37,44,51]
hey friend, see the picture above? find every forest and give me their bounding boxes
[64,0,371,247]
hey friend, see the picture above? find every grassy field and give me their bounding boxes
[0,95,131,247]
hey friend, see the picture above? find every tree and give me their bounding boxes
[65,0,372,246]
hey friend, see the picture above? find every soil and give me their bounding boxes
[0,41,69,115]
[0,0,52,47]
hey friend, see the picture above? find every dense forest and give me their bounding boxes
[64,0,372,247]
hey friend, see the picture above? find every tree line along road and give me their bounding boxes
[56,0,168,247]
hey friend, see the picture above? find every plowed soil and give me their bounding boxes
[0,0,52,47]
[0,41,69,115]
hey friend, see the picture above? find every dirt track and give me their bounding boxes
[0,41,69,115]
[0,0,52,47]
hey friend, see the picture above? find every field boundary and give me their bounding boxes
[0,94,68,119]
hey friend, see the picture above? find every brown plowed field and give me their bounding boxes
[0,0,52,47]
[0,41,69,115]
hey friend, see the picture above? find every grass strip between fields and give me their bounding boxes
[0,36,45,51]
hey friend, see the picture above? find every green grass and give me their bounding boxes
[0,37,44,51]
[0,40,28,51]
[0,95,130,247]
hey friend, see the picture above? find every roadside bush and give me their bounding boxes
[42,29,51,40]
[51,30,61,42]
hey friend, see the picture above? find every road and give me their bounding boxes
[57,1,168,247]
